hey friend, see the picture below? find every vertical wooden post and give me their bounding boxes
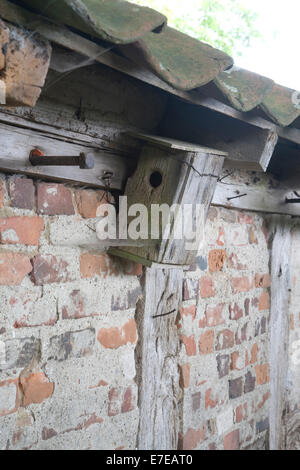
[269,215,292,449]
[136,267,183,450]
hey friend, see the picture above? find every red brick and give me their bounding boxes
[20,372,54,407]
[179,425,206,450]
[181,335,197,356]
[0,252,32,285]
[255,364,270,385]
[258,291,270,311]
[37,183,74,215]
[205,388,219,409]
[0,379,19,416]
[208,249,226,272]
[229,302,243,321]
[180,305,196,320]
[121,387,135,413]
[0,217,44,246]
[75,189,112,219]
[88,380,109,390]
[227,252,247,271]
[199,276,215,298]
[232,277,251,293]
[235,403,248,423]
[244,371,256,395]
[31,254,74,285]
[255,273,271,288]
[247,343,258,365]
[256,391,270,411]
[224,429,240,450]
[205,303,225,327]
[231,351,245,371]
[80,253,119,279]
[216,329,234,351]
[9,177,35,210]
[229,377,243,399]
[199,330,214,355]
[216,227,225,246]
[108,388,120,417]
[42,427,58,441]
[179,364,190,389]
[98,319,137,349]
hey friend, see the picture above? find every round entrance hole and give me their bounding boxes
[149,171,163,188]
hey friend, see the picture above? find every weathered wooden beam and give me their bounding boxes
[212,160,300,217]
[269,215,292,449]
[136,267,183,449]
[2,0,300,147]
[0,121,129,190]
[0,18,51,106]
[212,181,300,217]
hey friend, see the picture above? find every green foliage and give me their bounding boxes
[131,0,261,57]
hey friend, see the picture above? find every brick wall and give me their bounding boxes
[0,173,274,450]
[178,207,271,450]
[0,174,142,450]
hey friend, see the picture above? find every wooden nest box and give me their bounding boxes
[109,132,227,268]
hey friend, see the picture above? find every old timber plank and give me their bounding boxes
[212,170,300,217]
[136,267,183,450]
[0,122,128,190]
[269,216,293,449]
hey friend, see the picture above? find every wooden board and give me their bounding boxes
[0,121,129,190]
[212,182,300,217]
[269,216,292,449]
[136,266,183,449]
[126,131,228,156]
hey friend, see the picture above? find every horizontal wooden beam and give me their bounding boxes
[0,121,129,190]
[126,131,228,156]
[2,0,300,147]
[212,173,300,217]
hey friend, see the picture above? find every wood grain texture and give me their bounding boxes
[126,131,228,155]
[269,215,293,449]
[0,122,129,190]
[136,267,183,450]
[212,180,300,217]
[114,144,224,266]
